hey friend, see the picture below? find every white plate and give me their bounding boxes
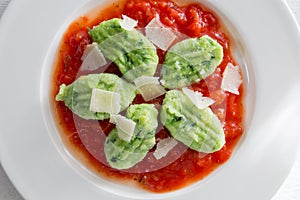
[1,0,300,199]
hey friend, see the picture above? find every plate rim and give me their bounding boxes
[1,0,300,199]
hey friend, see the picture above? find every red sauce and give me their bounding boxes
[51,0,244,193]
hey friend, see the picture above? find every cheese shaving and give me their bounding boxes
[221,63,242,95]
[145,17,177,51]
[154,138,178,160]
[81,43,107,71]
[182,87,215,109]
[110,114,136,141]
[134,76,160,87]
[89,88,121,114]
[134,76,166,101]
[120,15,138,31]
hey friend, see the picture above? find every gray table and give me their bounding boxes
[0,0,300,199]
[0,1,23,199]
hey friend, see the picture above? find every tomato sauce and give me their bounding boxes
[51,0,244,193]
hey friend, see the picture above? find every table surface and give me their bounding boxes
[0,0,300,199]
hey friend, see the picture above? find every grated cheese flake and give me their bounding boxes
[182,87,215,109]
[134,76,160,87]
[221,63,242,95]
[145,17,177,51]
[110,114,136,141]
[134,76,166,101]
[154,138,178,160]
[89,88,121,114]
[81,42,107,71]
[120,15,138,31]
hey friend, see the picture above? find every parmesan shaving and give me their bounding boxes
[81,43,95,60]
[160,79,166,85]
[154,138,178,160]
[221,63,242,95]
[81,43,107,71]
[120,15,138,31]
[134,76,166,101]
[134,76,160,87]
[89,88,121,114]
[145,17,177,51]
[110,114,136,141]
[182,87,215,109]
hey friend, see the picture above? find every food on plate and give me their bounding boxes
[153,137,178,160]
[181,87,215,109]
[133,76,166,101]
[221,63,243,95]
[161,35,223,89]
[89,18,159,82]
[80,42,107,71]
[55,73,137,120]
[51,0,245,193]
[145,16,177,51]
[161,90,225,153]
[105,104,158,169]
